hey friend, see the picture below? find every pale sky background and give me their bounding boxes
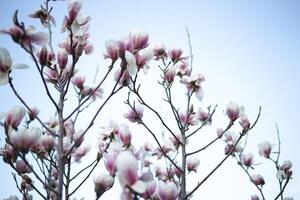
[0,0,299,199]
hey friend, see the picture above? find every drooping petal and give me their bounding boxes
[116,151,138,186]
[0,47,12,68]
[13,63,30,69]
[0,72,9,85]
[29,32,49,46]
[125,51,137,76]
[195,87,204,101]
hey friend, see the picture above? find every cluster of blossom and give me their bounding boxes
[0,0,294,200]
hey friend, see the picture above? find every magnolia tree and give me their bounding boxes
[0,0,293,200]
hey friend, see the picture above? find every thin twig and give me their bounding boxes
[8,78,55,135]
[186,105,218,138]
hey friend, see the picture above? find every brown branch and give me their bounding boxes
[186,107,261,199]
[8,78,56,135]
[186,121,233,157]
[64,65,114,121]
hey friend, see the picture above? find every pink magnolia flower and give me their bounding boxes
[224,132,241,155]
[27,107,40,121]
[187,157,200,172]
[29,8,56,26]
[44,68,59,84]
[71,75,85,90]
[72,145,91,162]
[152,43,167,60]
[10,127,42,153]
[104,150,118,176]
[143,180,156,199]
[57,49,68,69]
[179,112,197,126]
[114,69,131,86]
[40,134,55,151]
[116,151,138,185]
[278,160,293,179]
[239,114,250,130]
[164,67,176,84]
[176,61,190,77]
[0,143,15,163]
[37,45,49,66]
[72,130,85,147]
[197,108,209,122]
[226,102,243,121]
[68,0,82,24]
[94,173,114,197]
[241,152,254,167]
[0,47,29,85]
[104,40,119,62]
[168,47,183,63]
[158,180,180,200]
[154,142,175,159]
[130,31,149,51]
[251,174,265,186]
[15,160,32,174]
[258,141,272,158]
[61,136,73,154]
[5,106,26,129]
[181,74,205,100]
[169,133,182,150]
[135,49,154,70]
[116,151,146,193]
[124,105,144,123]
[118,125,132,147]
[81,86,103,100]
[1,25,49,49]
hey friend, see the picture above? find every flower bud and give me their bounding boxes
[57,49,68,69]
[164,67,176,84]
[38,45,48,66]
[94,173,114,198]
[104,40,119,61]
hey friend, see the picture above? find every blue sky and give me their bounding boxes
[0,0,299,199]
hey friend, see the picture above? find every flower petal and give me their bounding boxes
[29,32,49,45]
[0,47,12,68]
[125,51,137,76]
[131,180,146,194]
[13,63,30,69]
[0,72,9,85]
